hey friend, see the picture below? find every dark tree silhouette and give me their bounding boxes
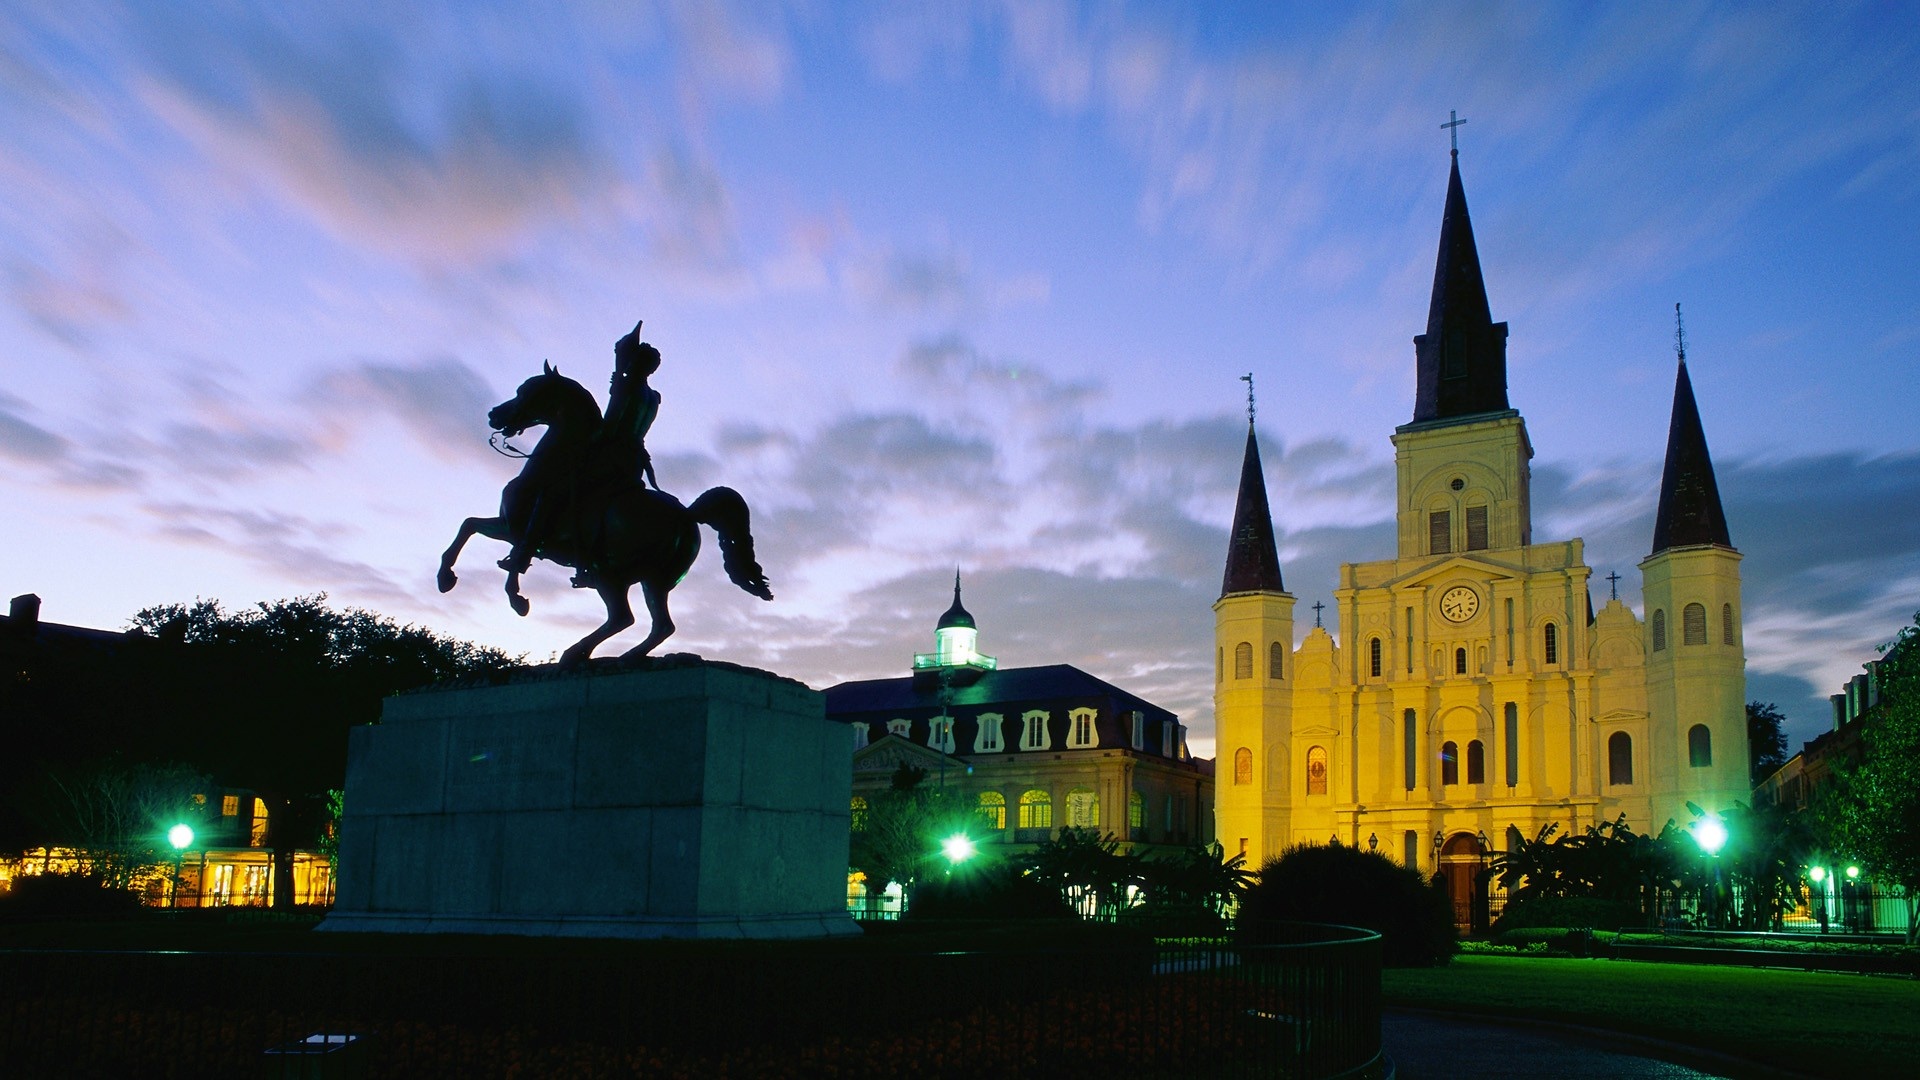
[2,595,518,907]
[1748,700,1790,786]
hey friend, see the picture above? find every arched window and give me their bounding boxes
[1270,641,1285,680]
[850,796,869,831]
[1722,604,1736,645]
[1440,741,1459,785]
[1429,509,1452,554]
[1065,787,1099,828]
[976,791,1006,830]
[1466,740,1485,784]
[1128,790,1144,830]
[1017,789,1052,830]
[1608,732,1633,785]
[1369,637,1382,678]
[1683,603,1707,645]
[1306,746,1328,796]
[1233,747,1253,786]
[1465,504,1489,550]
[1543,623,1559,665]
[1234,641,1253,679]
[1688,724,1712,768]
[1651,609,1667,651]
[1455,647,1468,675]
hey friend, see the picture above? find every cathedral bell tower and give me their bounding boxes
[1639,319,1747,820]
[1392,149,1534,562]
[1214,405,1295,864]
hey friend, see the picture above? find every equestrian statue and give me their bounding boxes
[436,321,772,667]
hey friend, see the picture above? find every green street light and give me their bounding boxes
[1846,865,1861,880]
[1808,866,1827,883]
[1694,817,1727,856]
[941,834,976,864]
[167,824,194,851]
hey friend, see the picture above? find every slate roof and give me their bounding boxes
[1650,359,1734,553]
[1221,425,1285,597]
[1411,151,1512,424]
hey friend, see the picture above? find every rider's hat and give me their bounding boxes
[614,320,661,377]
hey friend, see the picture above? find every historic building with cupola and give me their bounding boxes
[828,577,1214,908]
[1214,149,1749,927]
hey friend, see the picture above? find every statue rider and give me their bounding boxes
[497,320,662,578]
[601,320,662,491]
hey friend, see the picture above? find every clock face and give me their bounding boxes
[1440,585,1480,623]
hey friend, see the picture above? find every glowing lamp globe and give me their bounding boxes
[1809,866,1827,884]
[1694,818,1727,856]
[941,834,976,864]
[1846,865,1861,880]
[167,824,195,851]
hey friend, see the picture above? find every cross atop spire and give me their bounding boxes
[1674,302,1688,364]
[1442,110,1467,154]
[1312,600,1325,628]
[1240,372,1256,425]
[1606,571,1621,601]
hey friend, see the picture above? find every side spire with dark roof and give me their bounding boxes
[1412,150,1511,423]
[1651,311,1733,553]
[1221,422,1284,596]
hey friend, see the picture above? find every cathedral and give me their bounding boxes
[1213,149,1749,925]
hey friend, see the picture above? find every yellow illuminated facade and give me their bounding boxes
[1214,151,1749,925]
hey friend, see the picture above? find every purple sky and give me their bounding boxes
[3,2,1917,757]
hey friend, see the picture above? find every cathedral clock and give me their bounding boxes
[1439,585,1480,622]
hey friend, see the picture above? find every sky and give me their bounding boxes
[3,1,1917,757]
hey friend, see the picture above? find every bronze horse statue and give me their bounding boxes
[436,363,771,667]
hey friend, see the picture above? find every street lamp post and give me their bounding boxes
[166,824,194,909]
[1693,817,1726,929]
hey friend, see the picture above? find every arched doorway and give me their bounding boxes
[1438,832,1488,933]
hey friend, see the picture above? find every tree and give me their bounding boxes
[23,759,211,892]
[1027,828,1142,917]
[848,765,965,908]
[1748,701,1790,786]
[1814,611,1920,942]
[2,595,518,908]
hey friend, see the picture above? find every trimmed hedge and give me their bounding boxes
[1237,845,1456,967]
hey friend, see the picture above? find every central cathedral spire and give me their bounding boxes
[1412,150,1511,423]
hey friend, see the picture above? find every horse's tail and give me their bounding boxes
[689,486,773,600]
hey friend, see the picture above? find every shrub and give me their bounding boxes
[1236,844,1456,967]
[902,864,1076,923]
[1491,894,1641,935]
[0,872,145,918]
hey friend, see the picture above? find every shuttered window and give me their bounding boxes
[1465,505,1489,550]
[1683,603,1707,646]
[1429,510,1452,555]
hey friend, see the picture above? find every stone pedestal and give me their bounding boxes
[318,658,857,939]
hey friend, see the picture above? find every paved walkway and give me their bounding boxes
[1382,1008,1799,1080]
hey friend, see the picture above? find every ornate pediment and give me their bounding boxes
[1388,553,1524,590]
[852,733,963,774]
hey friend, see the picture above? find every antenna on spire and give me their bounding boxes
[1240,372,1255,425]
[1673,302,1688,364]
[1442,110,1468,153]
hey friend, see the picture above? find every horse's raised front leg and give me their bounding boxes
[559,582,636,668]
[439,515,509,593]
[621,579,676,660]
[504,570,530,617]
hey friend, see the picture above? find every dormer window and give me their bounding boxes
[1021,711,1050,751]
[1129,710,1145,750]
[1067,708,1097,749]
[974,713,1004,753]
[930,716,955,754]
[886,718,911,738]
[850,724,870,750]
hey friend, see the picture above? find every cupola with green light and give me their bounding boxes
[913,572,996,674]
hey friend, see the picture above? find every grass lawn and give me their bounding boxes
[1384,954,1920,1076]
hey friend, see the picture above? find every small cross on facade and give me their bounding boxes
[1240,372,1256,425]
[1606,571,1621,601]
[1442,110,1467,152]
[1312,601,1325,628]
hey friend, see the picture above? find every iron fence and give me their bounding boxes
[1479,881,1917,937]
[0,922,1383,1079]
